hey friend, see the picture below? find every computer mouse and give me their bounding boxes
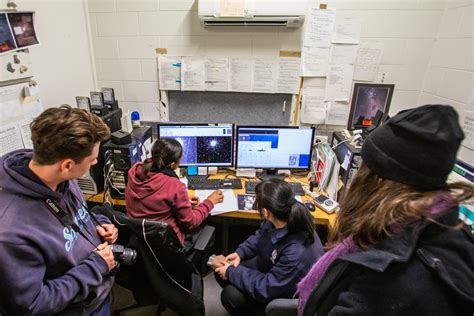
[304,201,315,212]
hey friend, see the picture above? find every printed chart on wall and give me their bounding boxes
[0,12,39,56]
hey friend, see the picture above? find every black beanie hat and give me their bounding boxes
[361,104,464,189]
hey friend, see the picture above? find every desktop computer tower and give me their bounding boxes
[103,127,153,199]
[331,131,362,197]
[77,108,123,195]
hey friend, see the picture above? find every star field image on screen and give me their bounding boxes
[237,127,313,169]
[158,125,233,166]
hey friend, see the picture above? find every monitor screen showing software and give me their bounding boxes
[158,124,234,167]
[236,127,314,169]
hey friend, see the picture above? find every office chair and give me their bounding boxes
[91,205,215,316]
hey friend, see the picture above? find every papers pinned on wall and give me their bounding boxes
[332,14,362,44]
[229,57,253,92]
[157,55,301,95]
[181,56,205,91]
[301,47,330,77]
[205,57,230,91]
[325,65,354,102]
[0,123,24,156]
[300,87,326,125]
[252,58,277,93]
[158,55,181,91]
[303,8,336,49]
[354,41,384,82]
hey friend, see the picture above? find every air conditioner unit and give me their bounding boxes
[198,0,307,28]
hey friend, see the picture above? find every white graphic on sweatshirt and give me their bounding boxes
[270,249,278,264]
[63,205,91,252]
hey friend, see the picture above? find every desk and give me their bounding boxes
[84,172,336,252]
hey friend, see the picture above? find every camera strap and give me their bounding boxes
[43,198,99,249]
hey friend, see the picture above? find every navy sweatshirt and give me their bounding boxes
[0,150,114,315]
[227,220,324,303]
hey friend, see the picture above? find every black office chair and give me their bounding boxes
[91,205,215,316]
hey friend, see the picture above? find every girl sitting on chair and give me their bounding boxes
[125,138,223,245]
[212,179,324,315]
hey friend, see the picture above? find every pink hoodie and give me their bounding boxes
[125,162,214,245]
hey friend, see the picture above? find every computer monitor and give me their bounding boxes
[157,123,234,167]
[236,126,315,170]
[347,83,395,130]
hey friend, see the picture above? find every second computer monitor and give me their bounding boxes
[157,123,234,167]
[236,126,315,169]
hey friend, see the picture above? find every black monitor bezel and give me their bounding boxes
[235,125,315,170]
[156,122,235,167]
[347,83,395,131]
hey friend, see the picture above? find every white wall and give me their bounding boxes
[1,0,96,109]
[419,0,473,166]
[87,0,447,121]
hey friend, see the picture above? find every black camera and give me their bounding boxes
[109,244,137,266]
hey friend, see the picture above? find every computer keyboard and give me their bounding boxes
[245,181,305,195]
[187,176,242,190]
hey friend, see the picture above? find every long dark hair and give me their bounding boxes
[138,138,183,181]
[254,179,315,245]
[328,163,474,249]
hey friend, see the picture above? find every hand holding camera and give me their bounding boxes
[96,242,115,271]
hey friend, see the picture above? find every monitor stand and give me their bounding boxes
[259,169,285,181]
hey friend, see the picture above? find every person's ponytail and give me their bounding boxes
[287,201,315,245]
[137,138,182,181]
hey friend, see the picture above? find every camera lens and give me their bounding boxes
[109,244,137,266]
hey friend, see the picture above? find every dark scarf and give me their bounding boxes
[149,163,179,179]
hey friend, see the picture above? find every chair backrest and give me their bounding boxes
[91,204,205,316]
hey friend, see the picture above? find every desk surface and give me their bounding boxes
[84,172,336,228]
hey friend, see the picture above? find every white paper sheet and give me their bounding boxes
[18,119,33,149]
[303,8,336,48]
[220,0,245,17]
[205,57,229,91]
[325,101,350,126]
[277,57,301,94]
[325,65,354,102]
[332,14,362,44]
[0,85,23,122]
[300,88,327,124]
[301,46,330,77]
[21,99,43,119]
[329,44,358,65]
[252,58,277,93]
[354,41,384,81]
[181,56,205,91]
[158,56,181,91]
[229,57,252,92]
[460,107,474,151]
[302,77,326,92]
[0,123,24,156]
[194,189,239,216]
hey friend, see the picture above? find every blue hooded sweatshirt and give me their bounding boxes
[0,150,114,315]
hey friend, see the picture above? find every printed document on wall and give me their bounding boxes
[325,65,354,102]
[332,14,362,44]
[0,85,23,123]
[18,118,33,149]
[301,47,330,77]
[158,56,181,90]
[252,58,277,93]
[0,123,24,156]
[354,41,383,81]
[205,57,229,91]
[329,44,358,65]
[277,57,301,94]
[300,88,326,124]
[229,57,252,92]
[181,56,205,91]
[303,8,336,48]
[326,101,350,126]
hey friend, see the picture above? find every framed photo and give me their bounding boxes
[347,83,395,130]
[76,96,91,111]
[7,12,39,49]
[101,87,115,104]
[0,13,16,54]
[90,92,104,109]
